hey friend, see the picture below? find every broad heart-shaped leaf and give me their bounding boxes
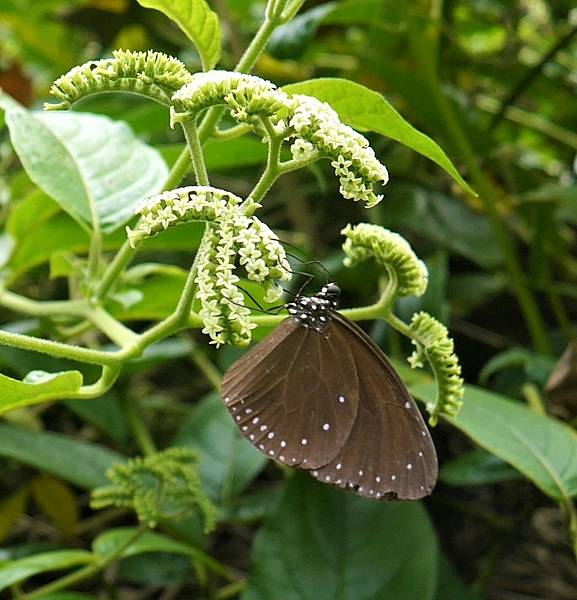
[411,383,577,502]
[0,424,126,489]
[173,393,267,506]
[0,370,82,414]
[243,475,438,600]
[137,0,221,70]
[0,550,95,592]
[284,78,475,196]
[440,449,523,487]
[93,528,195,560]
[4,107,168,233]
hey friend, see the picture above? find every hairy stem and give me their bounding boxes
[21,525,148,600]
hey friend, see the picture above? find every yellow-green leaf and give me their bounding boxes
[0,487,28,543]
[284,78,475,196]
[31,474,79,536]
[0,370,83,415]
[136,0,221,69]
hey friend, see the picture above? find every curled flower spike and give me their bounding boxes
[171,71,289,126]
[171,70,388,207]
[408,312,464,425]
[126,186,243,247]
[341,223,428,297]
[91,448,217,532]
[287,95,388,207]
[194,213,291,348]
[46,50,193,110]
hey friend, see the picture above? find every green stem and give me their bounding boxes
[21,525,148,600]
[93,240,134,302]
[244,119,283,210]
[88,227,102,287]
[182,119,209,186]
[72,365,122,398]
[0,286,86,317]
[121,394,156,456]
[88,306,138,347]
[0,329,120,366]
[212,123,252,141]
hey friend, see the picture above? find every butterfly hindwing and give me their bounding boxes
[221,318,360,469]
[307,314,438,500]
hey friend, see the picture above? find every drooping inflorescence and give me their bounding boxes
[46,49,193,110]
[172,71,389,207]
[408,312,464,425]
[341,223,428,297]
[127,186,291,347]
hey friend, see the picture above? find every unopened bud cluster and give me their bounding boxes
[341,223,428,297]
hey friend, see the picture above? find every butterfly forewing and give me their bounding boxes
[221,319,360,468]
[221,283,438,500]
[308,314,438,500]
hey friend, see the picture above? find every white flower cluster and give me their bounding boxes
[126,186,243,247]
[172,71,288,126]
[287,95,388,207]
[170,71,389,207]
[47,50,192,110]
[194,213,291,347]
[341,223,428,297]
[125,185,291,347]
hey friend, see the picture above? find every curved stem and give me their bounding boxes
[182,119,209,186]
[21,525,148,600]
[69,365,122,398]
[0,286,86,317]
[0,329,120,366]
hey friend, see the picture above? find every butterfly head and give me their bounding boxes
[286,283,341,333]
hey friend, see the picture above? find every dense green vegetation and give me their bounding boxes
[1,1,577,598]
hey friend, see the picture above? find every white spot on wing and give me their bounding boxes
[322,423,330,431]
[301,438,308,445]
[407,463,413,470]
[338,395,345,403]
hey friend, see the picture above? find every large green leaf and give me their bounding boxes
[173,394,267,505]
[0,550,94,592]
[0,424,125,489]
[243,475,438,600]
[3,101,168,233]
[0,370,83,414]
[284,78,475,195]
[411,383,577,501]
[137,0,221,70]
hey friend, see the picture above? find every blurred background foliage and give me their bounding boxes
[2,0,577,599]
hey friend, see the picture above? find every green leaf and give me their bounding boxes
[0,424,126,489]
[93,527,195,560]
[411,383,577,501]
[0,370,83,414]
[4,106,168,233]
[0,550,95,592]
[440,449,523,486]
[283,78,475,195]
[173,394,267,505]
[243,475,438,600]
[136,0,221,70]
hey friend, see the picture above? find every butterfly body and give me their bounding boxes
[221,284,438,500]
